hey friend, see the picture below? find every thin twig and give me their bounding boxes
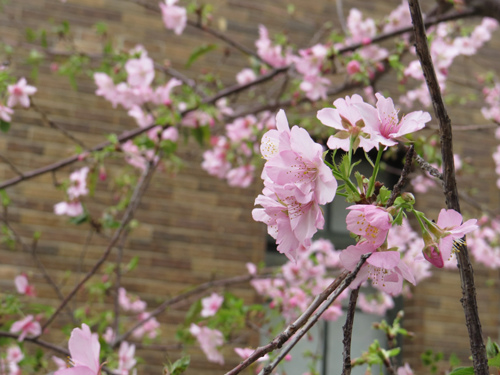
[31,99,88,149]
[341,287,360,375]
[0,331,69,356]
[113,234,127,337]
[256,255,370,375]
[0,153,24,177]
[114,271,274,347]
[387,145,415,207]
[40,157,158,332]
[408,1,488,374]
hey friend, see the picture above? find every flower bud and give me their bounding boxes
[401,192,415,204]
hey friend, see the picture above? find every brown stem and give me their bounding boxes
[342,287,360,375]
[408,1,488,374]
[41,158,158,332]
[387,145,415,207]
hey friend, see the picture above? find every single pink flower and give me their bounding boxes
[10,315,41,342]
[125,55,155,88]
[189,324,224,364]
[346,205,392,248]
[340,242,415,295]
[317,95,378,152]
[14,274,36,296]
[159,0,187,35]
[423,209,478,267]
[54,201,84,217]
[346,60,361,75]
[117,342,136,374]
[7,78,37,108]
[234,347,269,362]
[201,293,224,317]
[0,104,14,122]
[67,167,89,200]
[55,323,102,375]
[355,93,431,147]
[6,346,24,363]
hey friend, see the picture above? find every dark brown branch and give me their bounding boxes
[0,331,69,356]
[229,254,370,375]
[387,145,415,207]
[408,1,488,374]
[40,157,158,331]
[342,287,360,375]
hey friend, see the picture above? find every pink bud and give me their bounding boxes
[346,60,361,75]
[99,166,107,181]
[50,63,59,72]
[361,37,372,45]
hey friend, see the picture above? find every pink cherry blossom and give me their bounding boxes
[159,0,187,35]
[263,111,337,205]
[152,78,182,105]
[10,315,41,342]
[54,201,84,217]
[427,209,478,267]
[117,342,136,375]
[340,242,415,295]
[201,293,224,317]
[67,167,89,200]
[299,75,330,101]
[226,165,255,188]
[14,274,36,296]
[132,313,160,339]
[317,94,378,152]
[397,363,414,375]
[125,55,155,88]
[0,104,14,122]
[346,205,392,248]
[55,323,102,375]
[255,25,292,68]
[355,93,431,147]
[6,346,23,364]
[189,324,224,364]
[128,105,154,128]
[234,347,269,362]
[260,109,291,160]
[236,68,257,85]
[102,327,115,344]
[346,60,361,75]
[52,356,67,371]
[7,78,37,108]
[357,292,394,316]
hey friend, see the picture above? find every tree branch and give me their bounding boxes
[408,1,488,374]
[341,287,360,375]
[228,254,370,375]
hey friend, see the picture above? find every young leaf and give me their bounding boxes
[185,44,218,68]
[448,367,474,375]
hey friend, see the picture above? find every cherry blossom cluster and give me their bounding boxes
[252,110,337,260]
[201,112,275,188]
[467,216,500,269]
[0,345,24,375]
[53,166,89,217]
[0,78,37,124]
[250,239,347,322]
[401,17,498,108]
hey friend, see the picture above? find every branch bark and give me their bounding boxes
[408,1,488,374]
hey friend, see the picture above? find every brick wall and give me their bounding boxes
[0,0,499,374]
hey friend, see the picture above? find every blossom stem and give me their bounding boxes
[366,146,384,198]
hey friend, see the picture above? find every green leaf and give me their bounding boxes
[167,355,191,375]
[126,256,139,271]
[69,211,89,225]
[0,120,10,133]
[185,44,218,68]
[0,190,10,206]
[94,21,108,36]
[488,353,500,368]
[487,337,500,358]
[448,367,474,375]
